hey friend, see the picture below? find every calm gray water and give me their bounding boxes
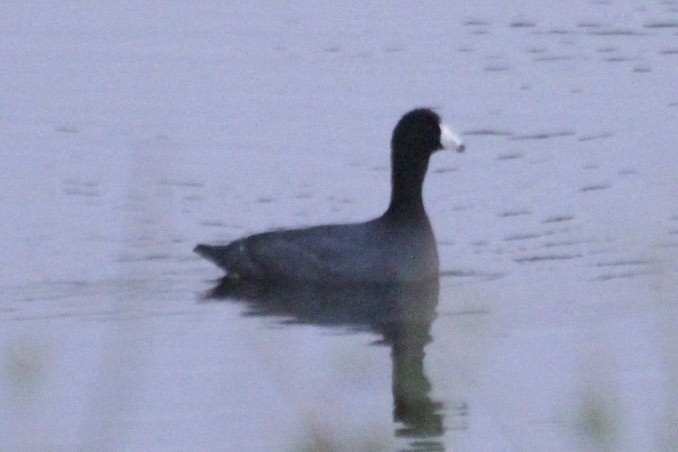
[1,1,677,450]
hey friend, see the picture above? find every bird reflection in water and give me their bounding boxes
[204,276,448,447]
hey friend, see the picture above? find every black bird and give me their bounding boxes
[195,108,465,284]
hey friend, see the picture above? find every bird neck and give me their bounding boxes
[384,152,430,219]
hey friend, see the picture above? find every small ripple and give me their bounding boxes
[464,129,513,137]
[497,153,524,161]
[542,215,574,223]
[578,22,603,29]
[200,220,226,227]
[595,258,655,267]
[587,29,647,36]
[533,55,578,62]
[464,19,490,26]
[643,21,678,29]
[62,179,100,197]
[509,21,536,28]
[440,308,491,316]
[579,183,611,192]
[431,166,458,174]
[541,29,574,35]
[590,270,656,282]
[504,232,544,241]
[514,253,582,263]
[498,209,531,218]
[440,269,504,281]
[596,46,617,53]
[578,132,613,142]
[541,238,593,248]
[117,252,176,263]
[603,56,637,63]
[510,131,575,140]
[63,188,100,197]
[484,65,512,72]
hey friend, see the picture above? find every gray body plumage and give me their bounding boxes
[195,214,438,284]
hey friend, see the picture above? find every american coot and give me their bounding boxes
[195,108,465,284]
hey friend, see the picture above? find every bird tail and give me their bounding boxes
[194,244,223,266]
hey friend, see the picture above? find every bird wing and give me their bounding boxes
[241,223,386,282]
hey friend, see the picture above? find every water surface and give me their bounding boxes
[1,1,676,450]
